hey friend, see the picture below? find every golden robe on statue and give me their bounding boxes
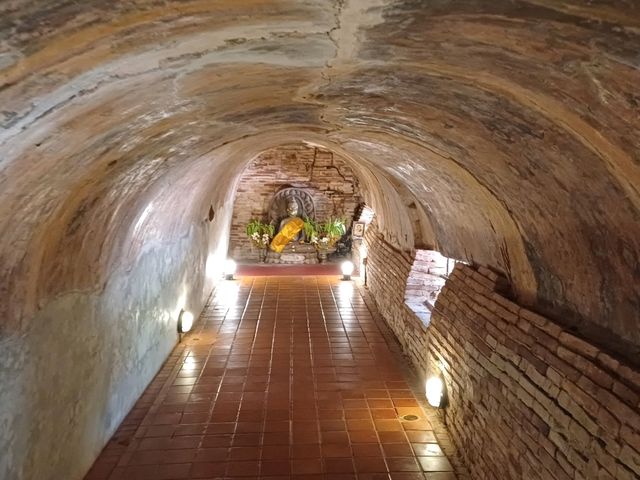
[270,217,304,253]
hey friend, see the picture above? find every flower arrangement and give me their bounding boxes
[245,220,275,249]
[304,217,346,251]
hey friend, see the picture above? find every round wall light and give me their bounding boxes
[426,375,447,408]
[341,260,354,281]
[224,259,237,280]
[178,309,194,334]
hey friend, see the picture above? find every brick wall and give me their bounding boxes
[430,264,640,480]
[229,145,362,260]
[363,229,640,480]
[405,250,447,302]
[363,223,431,378]
[404,250,448,324]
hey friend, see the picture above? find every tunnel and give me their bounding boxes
[0,1,639,479]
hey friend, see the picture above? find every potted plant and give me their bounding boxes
[308,217,346,263]
[245,219,275,262]
[303,217,318,243]
[321,217,347,246]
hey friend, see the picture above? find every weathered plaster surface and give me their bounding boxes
[0,221,228,479]
[0,1,639,478]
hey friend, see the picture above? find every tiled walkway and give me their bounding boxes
[85,276,456,480]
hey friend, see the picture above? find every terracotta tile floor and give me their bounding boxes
[85,276,456,480]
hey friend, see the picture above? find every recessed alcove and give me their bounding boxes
[228,143,363,263]
[404,250,459,325]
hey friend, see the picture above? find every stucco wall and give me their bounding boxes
[2,0,639,355]
[0,205,232,480]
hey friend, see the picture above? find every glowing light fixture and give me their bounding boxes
[177,309,194,334]
[426,375,447,408]
[224,259,237,280]
[341,260,354,280]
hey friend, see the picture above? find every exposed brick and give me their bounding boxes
[530,410,551,436]
[495,304,519,324]
[229,145,362,260]
[557,345,579,364]
[620,425,640,453]
[520,309,548,329]
[612,380,639,407]
[596,388,640,430]
[477,266,500,282]
[362,234,640,480]
[596,406,621,437]
[583,362,614,390]
[618,365,640,390]
[616,464,638,480]
[597,469,615,480]
[619,445,640,476]
[561,381,600,418]
[508,324,535,348]
[532,344,580,382]
[529,326,559,351]
[471,271,496,290]
[558,332,600,359]
[491,292,520,314]
[596,352,620,374]
[517,345,548,376]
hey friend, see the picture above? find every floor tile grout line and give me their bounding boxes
[208,278,248,450]
[88,275,460,480]
[356,279,467,479]
[109,292,220,473]
[331,278,404,476]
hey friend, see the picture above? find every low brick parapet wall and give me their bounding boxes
[363,227,640,480]
[363,225,430,378]
[430,263,640,480]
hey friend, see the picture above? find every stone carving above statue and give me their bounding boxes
[268,187,315,225]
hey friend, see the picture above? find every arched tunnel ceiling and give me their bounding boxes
[0,0,639,353]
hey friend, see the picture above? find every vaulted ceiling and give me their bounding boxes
[1,0,638,354]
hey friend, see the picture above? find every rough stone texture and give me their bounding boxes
[229,144,362,260]
[1,1,640,478]
[0,200,232,480]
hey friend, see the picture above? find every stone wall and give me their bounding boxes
[364,230,640,480]
[229,145,362,260]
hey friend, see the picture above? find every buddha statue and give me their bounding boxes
[270,199,305,253]
[279,200,305,239]
[265,188,318,264]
